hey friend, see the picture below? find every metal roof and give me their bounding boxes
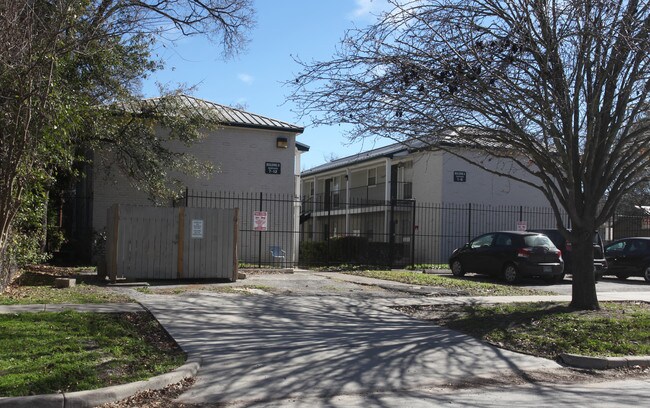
[301,129,509,176]
[301,141,415,176]
[130,94,305,134]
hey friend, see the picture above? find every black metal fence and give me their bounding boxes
[184,190,299,268]
[301,198,569,267]
[609,211,650,240]
[58,188,650,267]
[183,189,574,268]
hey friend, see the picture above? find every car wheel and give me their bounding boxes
[644,266,650,283]
[503,263,519,284]
[451,260,465,277]
[616,273,629,281]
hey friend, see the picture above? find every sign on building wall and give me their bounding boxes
[253,211,268,231]
[191,219,204,238]
[265,162,281,174]
[453,171,467,182]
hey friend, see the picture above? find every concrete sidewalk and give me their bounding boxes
[0,302,144,314]
[141,293,563,406]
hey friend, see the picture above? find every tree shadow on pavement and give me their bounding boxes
[141,293,645,407]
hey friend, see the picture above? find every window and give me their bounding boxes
[524,235,555,247]
[471,234,494,249]
[495,234,513,247]
[368,168,376,186]
[403,182,413,199]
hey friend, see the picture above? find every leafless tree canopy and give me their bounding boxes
[291,0,649,224]
[289,0,650,309]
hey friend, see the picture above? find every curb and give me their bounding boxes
[0,356,201,408]
[559,353,650,370]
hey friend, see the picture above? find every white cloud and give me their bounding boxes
[237,73,254,85]
[348,0,391,21]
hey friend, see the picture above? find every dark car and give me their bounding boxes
[528,229,607,280]
[448,231,564,284]
[603,237,650,282]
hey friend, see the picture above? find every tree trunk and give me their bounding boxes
[569,231,600,310]
[0,230,14,291]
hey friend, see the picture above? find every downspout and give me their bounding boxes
[345,169,350,236]
[384,157,392,242]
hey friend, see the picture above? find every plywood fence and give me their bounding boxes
[105,205,239,281]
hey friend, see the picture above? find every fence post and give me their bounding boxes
[467,203,472,241]
[326,203,331,265]
[519,205,523,224]
[411,199,416,269]
[389,199,395,267]
[185,187,189,207]
[258,192,263,268]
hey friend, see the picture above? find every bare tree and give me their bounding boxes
[0,0,254,288]
[289,0,650,310]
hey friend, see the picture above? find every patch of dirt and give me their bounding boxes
[97,377,200,408]
[446,366,650,390]
[120,312,183,354]
[239,268,293,275]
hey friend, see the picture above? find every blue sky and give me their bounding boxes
[141,0,393,170]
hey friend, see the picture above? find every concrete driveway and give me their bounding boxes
[138,273,562,407]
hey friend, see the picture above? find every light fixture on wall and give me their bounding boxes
[276,137,288,148]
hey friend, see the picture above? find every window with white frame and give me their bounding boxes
[368,168,377,186]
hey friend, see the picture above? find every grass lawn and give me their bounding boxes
[343,270,549,296]
[398,301,650,359]
[0,271,131,305]
[0,311,184,397]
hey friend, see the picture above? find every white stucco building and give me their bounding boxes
[300,138,554,265]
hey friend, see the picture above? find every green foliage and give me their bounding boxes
[299,236,399,267]
[0,311,184,397]
[345,270,548,296]
[435,302,650,358]
[405,264,448,270]
[7,190,50,267]
[298,241,328,265]
[0,0,254,288]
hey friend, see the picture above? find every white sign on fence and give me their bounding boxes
[516,221,527,231]
[253,211,268,231]
[191,219,204,238]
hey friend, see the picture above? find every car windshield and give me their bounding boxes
[524,235,555,248]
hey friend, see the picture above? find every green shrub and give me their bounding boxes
[299,236,400,267]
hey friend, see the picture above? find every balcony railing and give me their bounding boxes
[301,182,413,213]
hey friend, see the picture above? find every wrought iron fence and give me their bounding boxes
[183,189,574,268]
[184,190,300,268]
[608,211,650,241]
[58,187,650,267]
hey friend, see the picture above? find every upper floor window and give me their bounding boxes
[368,168,377,186]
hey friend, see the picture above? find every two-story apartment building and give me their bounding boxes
[300,137,553,264]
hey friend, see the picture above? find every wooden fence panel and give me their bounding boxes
[105,205,237,281]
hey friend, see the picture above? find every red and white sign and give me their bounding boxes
[642,217,650,230]
[253,211,268,231]
[516,221,527,231]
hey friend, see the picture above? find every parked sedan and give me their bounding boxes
[604,237,650,282]
[449,231,564,284]
[528,229,607,279]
